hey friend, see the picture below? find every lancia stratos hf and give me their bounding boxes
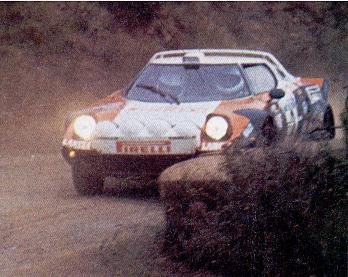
[62,49,335,194]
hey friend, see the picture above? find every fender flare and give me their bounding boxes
[234,109,279,145]
[234,109,271,132]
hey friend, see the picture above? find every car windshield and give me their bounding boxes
[126,64,251,103]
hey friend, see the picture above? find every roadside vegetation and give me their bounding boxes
[160,143,347,276]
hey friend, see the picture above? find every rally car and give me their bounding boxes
[61,49,335,195]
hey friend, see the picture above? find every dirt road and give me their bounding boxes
[0,138,344,277]
[0,154,166,276]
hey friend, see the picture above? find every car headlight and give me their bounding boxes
[205,116,229,140]
[73,115,96,140]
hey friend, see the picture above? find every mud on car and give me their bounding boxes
[61,49,335,195]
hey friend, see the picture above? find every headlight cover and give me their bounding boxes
[205,116,229,141]
[73,115,96,140]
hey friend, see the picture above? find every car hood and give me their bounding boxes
[93,100,221,139]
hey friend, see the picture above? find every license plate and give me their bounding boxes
[116,140,171,155]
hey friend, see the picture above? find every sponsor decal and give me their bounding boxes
[305,85,322,104]
[201,141,225,151]
[243,123,254,138]
[116,140,171,155]
[274,113,284,129]
[301,101,309,115]
[63,139,91,150]
[277,91,300,134]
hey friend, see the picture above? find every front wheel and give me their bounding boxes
[259,117,278,146]
[323,106,335,140]
[72,161,104,195]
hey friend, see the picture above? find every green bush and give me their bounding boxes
[161,146,347,276]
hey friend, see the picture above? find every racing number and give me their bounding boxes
[278,91,300,135]
[293,88,311,134]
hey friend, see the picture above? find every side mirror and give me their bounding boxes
[270,89,285,99]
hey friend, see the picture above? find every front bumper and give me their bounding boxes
[61,134,256,176]
[61,137,199,176]
[61,146,196,177]
[62,137,198,155]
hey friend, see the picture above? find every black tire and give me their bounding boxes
[260,117,278,146]
[72,161,104,195]
[323,106,335,140]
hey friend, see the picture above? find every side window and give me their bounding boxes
[243,64,277,94]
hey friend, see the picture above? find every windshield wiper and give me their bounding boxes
[136,83,180,105]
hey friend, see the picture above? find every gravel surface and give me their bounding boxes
[0,154,166,276]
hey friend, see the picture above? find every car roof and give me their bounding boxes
[150,49,276,64]
[151,55,267,65]
[149,49,296,81]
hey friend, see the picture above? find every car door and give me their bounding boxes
[243,63,315,137]
[242,63,289,135]
[276,87,301,135]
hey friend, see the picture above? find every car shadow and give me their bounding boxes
[102,177,160,201]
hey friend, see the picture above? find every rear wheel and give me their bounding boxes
[72,161,104,195]
[323,106,335,140]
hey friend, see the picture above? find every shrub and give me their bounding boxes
[160,145,347,276]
